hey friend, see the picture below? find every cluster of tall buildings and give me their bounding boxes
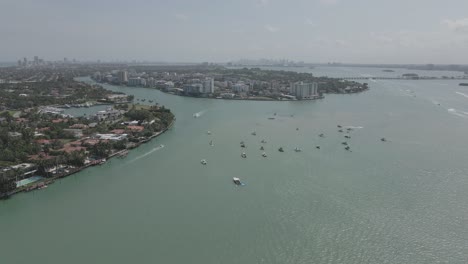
[17,56,44,67]
[183,78,214,95]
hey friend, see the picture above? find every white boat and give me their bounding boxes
[262,152,267,157]
[207,131,211,135]
[241,152,247,158]
[201,159,207,165]
[294,147,302,152]
[193,113,200,118]
[233,177,242,185]
[209,140,214,146]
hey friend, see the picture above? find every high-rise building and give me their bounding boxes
[23,57,27,66]
[201,77,214,94]
[291,82,319,100]
[117,71,128,83]
[34,56,39,65]
[17,60,22,67]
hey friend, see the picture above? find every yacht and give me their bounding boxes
[262,152,267,157]
[241,152,247,158]
[201,159,207,165]
[278,147,284,152]
[233,177,242,185]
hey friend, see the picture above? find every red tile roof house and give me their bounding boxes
[35,139,52,145]
[69,124,89,129]
[110,129,126,134]
[126,126,145,132]
[60,141,87,154]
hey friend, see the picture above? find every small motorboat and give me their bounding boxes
[274,112,277,116]
[347,128,353,131]
[209,140,214,146]
[278,147,284,152]
[207,131,211,135]
[337,125,342,128]
[201,159,207,165]
[261,139,267,144]
[381,138,387,142]
[296,128,299,131]
[338,129,343,133]
[316,146,321,149]
[260,146,264,150]
[262,152,267,157]
[251,131,257,136]
[345,135,351,139]
[345,146,351,151]
[342,142,348,145]
[319,133,324,138]
[241,143,246,148]
[294,147,302,152]
[241,152,247,158]
[233,177,242,185]
[268,117,275,120]
[193,113,200,118]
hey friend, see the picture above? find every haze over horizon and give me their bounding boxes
[1,0,468,64]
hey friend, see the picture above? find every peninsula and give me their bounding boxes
[91,65,369,100]
[0,64,174,199]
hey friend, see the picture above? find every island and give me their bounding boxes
[0,65,174,199]
[90,65,369,100]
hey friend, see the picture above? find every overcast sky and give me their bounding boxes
[1,0,468,64]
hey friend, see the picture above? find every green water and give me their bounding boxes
[1,67,468,263]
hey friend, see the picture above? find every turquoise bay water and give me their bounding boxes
[1,67,468,263]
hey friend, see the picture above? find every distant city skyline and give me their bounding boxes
[1,0,468,64]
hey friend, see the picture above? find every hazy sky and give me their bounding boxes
[1,0,468,64]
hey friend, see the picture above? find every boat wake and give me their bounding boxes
[447,108,468,118]
[344,126,364,129]
[456,92,468,99]
[128,145,165,163]
[193,110,207,118]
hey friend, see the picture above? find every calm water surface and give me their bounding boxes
[1,67,468,264]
